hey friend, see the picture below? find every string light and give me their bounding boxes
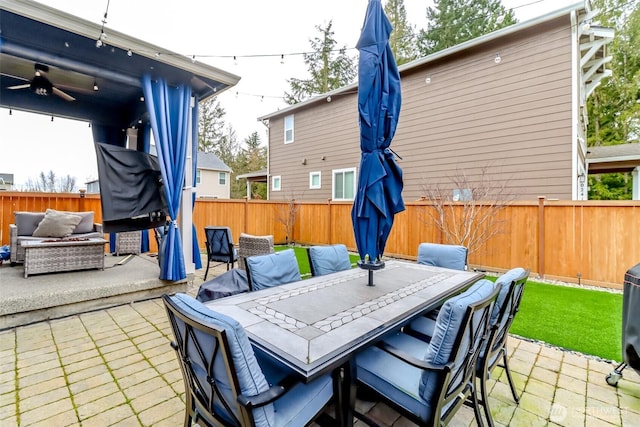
[127,49,133,57]
[95,0,110,48]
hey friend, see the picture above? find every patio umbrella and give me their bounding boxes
[352,0,405,281]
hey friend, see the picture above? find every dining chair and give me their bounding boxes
[238,233,274,270]
[307,244,352,276]
[355,279,499,427]
[204,226,238,280]
[245,249,301,291]
[417,242,468,271]
[163,293,334,427]
[407,268,530,427]
[476,267,529,426]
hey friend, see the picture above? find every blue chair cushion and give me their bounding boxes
[246,249,301,291]
[419,279,496,401]
[170,293,274,426]
[417,243,467,270]
[309,244,352,276]
[356,332,433,421]
[490,267,528,326]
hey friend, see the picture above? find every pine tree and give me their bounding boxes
[385,0,417,65]
[284,21,356,104]
[198,98,226,153]
[417,0,517,56]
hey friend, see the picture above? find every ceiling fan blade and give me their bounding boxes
[52,86,75,101]
[7,84,31,90]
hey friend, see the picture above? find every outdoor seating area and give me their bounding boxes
[1,259,637,427]
[9,209,103,265]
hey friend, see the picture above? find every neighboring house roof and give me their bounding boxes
[236,169,268,182]
[0,173,14,184]
[198,152,232,173]
[587,144,640,174]
[259,1,611,122]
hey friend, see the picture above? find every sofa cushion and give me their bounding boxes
[14,212,46,236]
[65,211,95,234]
[33,209,82,238]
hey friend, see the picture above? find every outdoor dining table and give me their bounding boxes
[204,259,484,426]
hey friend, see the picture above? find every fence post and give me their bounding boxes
[327,198,332,244]
[537,196,545,278]
[243,196,248,233]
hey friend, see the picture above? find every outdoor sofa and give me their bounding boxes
[9,209,103,265]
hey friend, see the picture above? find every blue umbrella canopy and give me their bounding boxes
[352,0,405,264]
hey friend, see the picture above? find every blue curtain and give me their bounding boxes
[191,102,202,269]
[142,75,191,281]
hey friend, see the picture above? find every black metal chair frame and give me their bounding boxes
[357,285,499,427]
[204,227,237,280]
[163,294,292,427]
[476,270,529,426]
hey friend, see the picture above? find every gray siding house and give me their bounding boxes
[259,1,613,202]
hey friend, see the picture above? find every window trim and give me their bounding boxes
[332,167,357,201]
[195,169,201,185]
[271,175,282,191]
[284,115,294,144]
[218,172,226,185]
[309,171,321,189]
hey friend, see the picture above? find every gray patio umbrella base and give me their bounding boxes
[357,260,385,286]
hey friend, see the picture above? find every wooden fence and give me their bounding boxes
[2,191,639,289]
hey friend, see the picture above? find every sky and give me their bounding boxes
[0,0,577,188]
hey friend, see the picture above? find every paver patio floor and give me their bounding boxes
[1,264,639,426]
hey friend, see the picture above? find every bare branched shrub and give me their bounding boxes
[420,166,514,254]
[277,194,300,245]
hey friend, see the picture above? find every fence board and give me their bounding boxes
[2,192,640,288]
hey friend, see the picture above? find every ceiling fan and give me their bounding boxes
[7,63,76,101]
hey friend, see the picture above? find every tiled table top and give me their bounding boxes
[206,260,483,379]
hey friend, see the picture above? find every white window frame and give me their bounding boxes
[284,115,294,144]
[271,175,282,191]
[309,171,321,189]
[219,172,226,185]
[195,169,201,185]
[332,168,356,201]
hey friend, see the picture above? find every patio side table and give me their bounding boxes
[115,231,141,255]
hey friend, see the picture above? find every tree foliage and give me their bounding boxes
[416,0,517,56]
[384,0,417,65]
[23,170,77,192]
[285,21,356,104]
[198,98,227,153]
[229,131,268,199]
[587,0,640,199]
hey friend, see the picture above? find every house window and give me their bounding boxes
[284,115,294,144]
[272,176,282,191]
[219,172,226,185]
[309,171,321,189]
[332,168,356,200]
[196,169,201,184]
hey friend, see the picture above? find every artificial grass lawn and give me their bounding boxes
[509,280,623,361]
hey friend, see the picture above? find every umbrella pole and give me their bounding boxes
[357,260,385,286]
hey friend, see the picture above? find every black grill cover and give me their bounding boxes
[95,142,167,233]
[622,264,640,373]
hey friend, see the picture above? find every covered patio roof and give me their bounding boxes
[0,0,240,127]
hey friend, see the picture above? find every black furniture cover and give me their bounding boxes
[95,142,167,233]
[622,263,640,373]
[196,269,249,302]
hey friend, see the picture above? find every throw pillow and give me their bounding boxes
[32,209,83,238]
